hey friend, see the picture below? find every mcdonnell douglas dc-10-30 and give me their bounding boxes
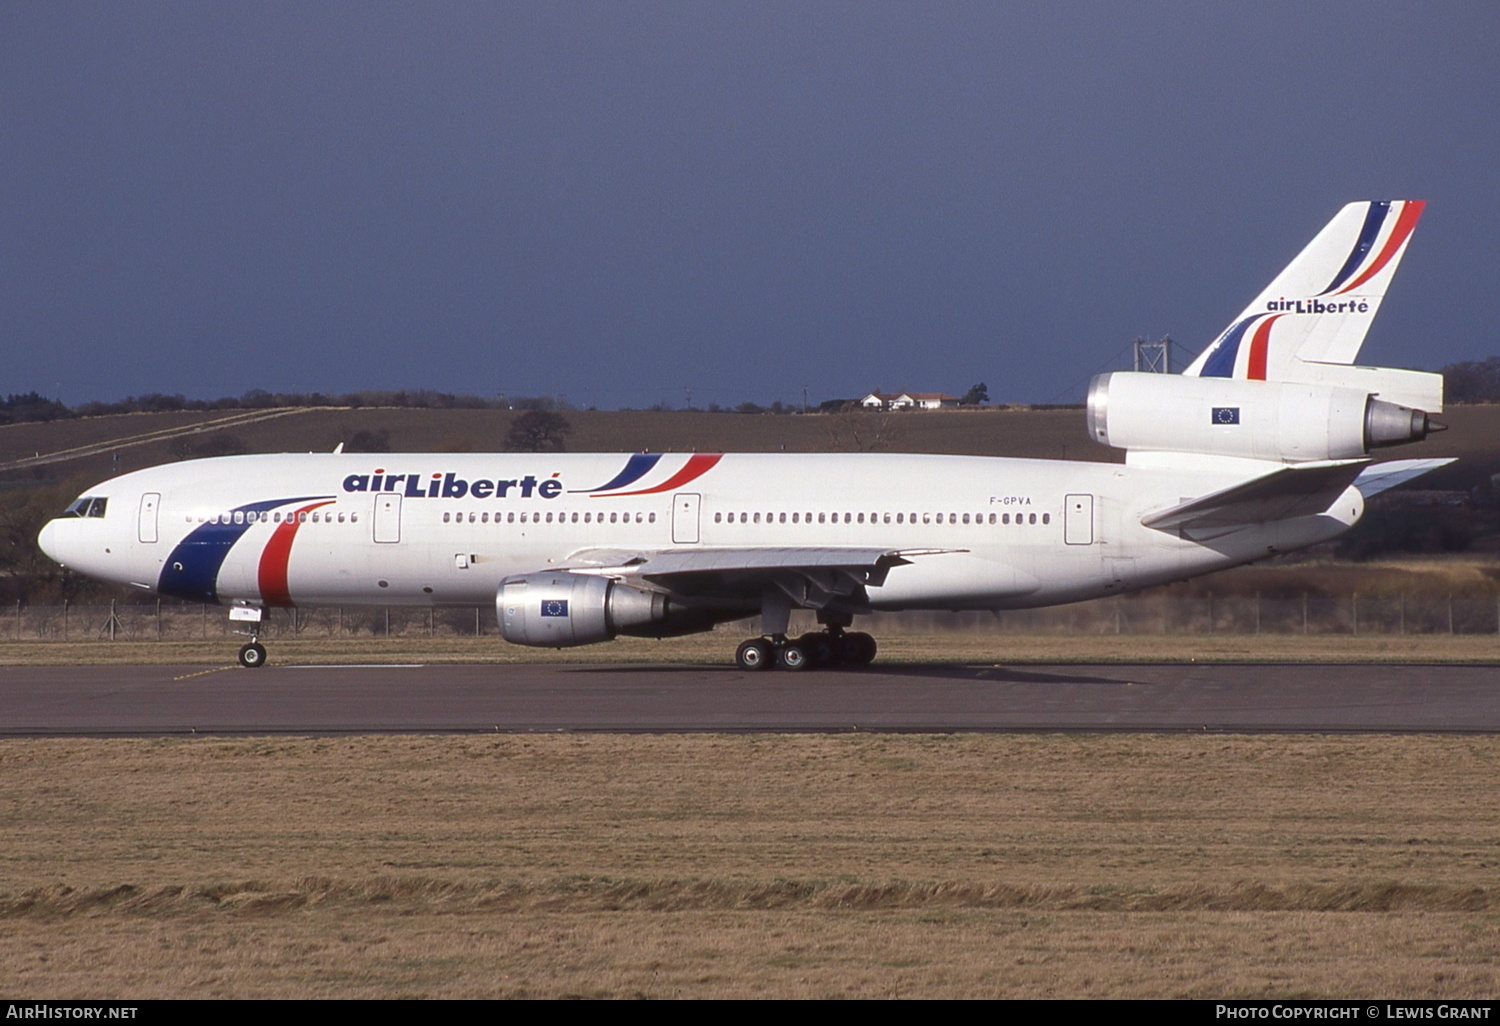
[38,201,1452,670]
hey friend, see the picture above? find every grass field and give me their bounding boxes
[4,733,1500,998]
[2,631,1499,666]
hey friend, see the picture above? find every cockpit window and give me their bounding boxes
[62,496,108,518]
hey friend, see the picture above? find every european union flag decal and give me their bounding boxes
[1212,407,1241,425]
[541,599,569,617]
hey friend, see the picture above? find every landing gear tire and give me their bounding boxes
[736,638,774,672]
[846,632,877,666]
[776,643,811,672]
[796,632,835,667]
[238,642,267,669]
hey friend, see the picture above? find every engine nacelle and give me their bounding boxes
[1085,372,1436,462]
[497,571,670,647]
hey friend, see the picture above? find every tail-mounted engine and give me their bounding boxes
[497,571,671,647]
[1086,372,1439,462]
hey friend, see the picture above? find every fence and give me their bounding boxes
[5,591,1500,644]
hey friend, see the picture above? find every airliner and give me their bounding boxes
[38,201,1452,670]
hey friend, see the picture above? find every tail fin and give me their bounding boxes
[1183,200,1438,411]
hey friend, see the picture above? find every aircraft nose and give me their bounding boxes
[37,520,64,565]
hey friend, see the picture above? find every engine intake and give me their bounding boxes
[497,572,670,647]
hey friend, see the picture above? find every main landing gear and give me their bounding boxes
[735,629,877,672]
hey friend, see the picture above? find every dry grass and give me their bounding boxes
[1,630,1499,667]
[3,733,1500,997]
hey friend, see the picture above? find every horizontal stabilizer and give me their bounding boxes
[1142,460,1367,532]
[1352,458,1456,498]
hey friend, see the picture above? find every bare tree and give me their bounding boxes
[823,403,903,453]
[505,410,572,452]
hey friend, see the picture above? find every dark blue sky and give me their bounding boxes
[4,2,1496,408]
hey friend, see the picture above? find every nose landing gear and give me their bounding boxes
[230,604,269,668]
[238,641,267,668]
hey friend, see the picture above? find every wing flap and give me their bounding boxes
[560,546,957,577]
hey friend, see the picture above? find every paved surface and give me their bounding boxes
[0,661,1497,735]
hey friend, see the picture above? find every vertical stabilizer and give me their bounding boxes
[1183,201,1427,391]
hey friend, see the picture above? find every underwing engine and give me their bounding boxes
[497,571,670,647]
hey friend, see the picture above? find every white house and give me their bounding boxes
[859,391,961,411]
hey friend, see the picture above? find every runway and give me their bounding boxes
[0,661,1497,735]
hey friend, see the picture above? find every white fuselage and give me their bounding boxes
[37,450,1361,615]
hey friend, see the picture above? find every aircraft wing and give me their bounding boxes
[1141,460,1369,532]
[557,546,967,608]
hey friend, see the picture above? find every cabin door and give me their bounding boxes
[138,492,160,544]
[672,492,701,544]
[1064,493,1094,545]
[373,493,402,544]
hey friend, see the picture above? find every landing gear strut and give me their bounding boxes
[230,604,268,669]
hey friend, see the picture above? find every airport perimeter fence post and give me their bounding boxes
[1207,592,1213,635]
[62,600,67,641]
[14,600,19,641]
[1352,592,1359,635]
[475,607,481,637]
[1255,591,1261,635]
[385,608,391,636]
